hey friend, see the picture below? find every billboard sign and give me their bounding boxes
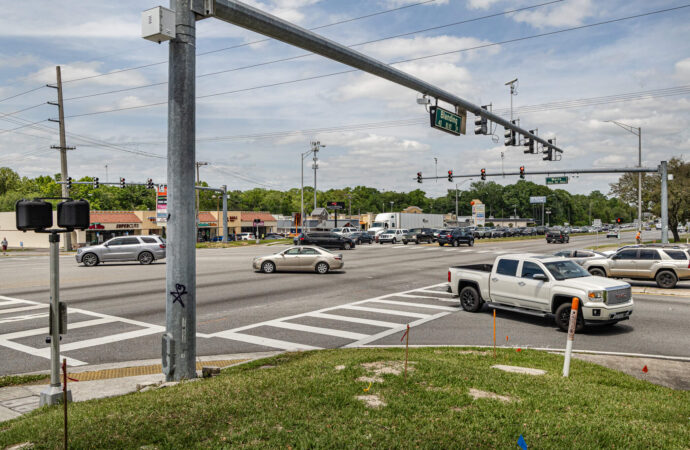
[529,196,546,204]
[327,201,345,210]
[156,184,167,225]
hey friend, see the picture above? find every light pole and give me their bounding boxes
[608,120,642,231]
[455,178,473,223]
[390,201,394,212]
[434,157,438,183]
[212,194,220,240]
[311,141,325,212]
[546,209,551,227]
[301,142,325,233]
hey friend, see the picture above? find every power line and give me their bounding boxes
[61,4,690,118]
[0,103,47,118]
[0,85,46,104]
[60,0,439,85]
[63,0,562,102]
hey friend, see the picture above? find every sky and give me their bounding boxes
[0,0,689,200]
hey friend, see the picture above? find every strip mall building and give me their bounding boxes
[0,210,277,249]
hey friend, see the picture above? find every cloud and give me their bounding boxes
[466,0,503,10]
[26,62,150,87]
[362,35,497,62]
[382,0,449,7]
[511,0,595,28]
[674,58,690,82]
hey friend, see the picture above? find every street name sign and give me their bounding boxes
[546,176,568,185]
[530,196,546,204]
[429,106,466,136]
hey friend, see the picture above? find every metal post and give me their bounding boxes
[222,185,228,243]
[40,232,71,406]
[55,66,71,252]
[300,153,304,233]
[313,149,318,212]
[455,183,458,223]
[660,160,668,244]
[638,128,642,231]
[164,0,197,381]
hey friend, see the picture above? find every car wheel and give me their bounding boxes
[655,270,677,289]
[403,240,408,245]
[452,240,459,247]
[468,240,474,247]
[261,261,275,274]
[588,267,606,277]
[315,262,329,274]
[138,251,154,265]
[546,239,552,244]
[356,239,361,245]
[555,302,584,332]
[82,253,99,267]
[459,286,482,312]
[438,242,444,246]
[343,242,351,250]
[392,238,397,244]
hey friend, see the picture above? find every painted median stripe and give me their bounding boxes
[307,312,401,328]
[339,305,430,319]
[369,299,458,311]
[264,320,368,340]
[213,331,321,351]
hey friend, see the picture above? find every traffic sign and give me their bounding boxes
[529,196,546,204]
[546,176,568,185]
[429,106,466,136]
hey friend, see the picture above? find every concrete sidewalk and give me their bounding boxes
[0,352,279,423]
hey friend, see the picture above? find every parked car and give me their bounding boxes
[520,227,537,236]
[546,229,569,244]
[294,232,355,250]
[378,228,409,244]
[252,246,343,274]
[582,245,690,289]
[438,228,475,247]
[402,228,435,244]
[263,233,285,240]
[76,235,166,267]
[349,231,374,245]
[331,227,358,236]
[237,233,256,241]
[535,226,548,235]
[448,254,634,331]
[553,249,606,265]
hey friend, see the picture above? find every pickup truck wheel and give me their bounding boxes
[403,240,408,245]
[655,270,677,289]
[468,240,474,247]
[392,238,397,244]
[438,242,444,246]
[452,240,459,247]
[459,286,482,312]
[588,267,606,277]
[554,303,584,332]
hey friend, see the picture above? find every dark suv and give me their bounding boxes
[438,228,475,247]
[402,228,435,244]
[546,229,569,244]
[295,232,356,250]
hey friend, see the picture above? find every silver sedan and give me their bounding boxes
[252,246,344,274]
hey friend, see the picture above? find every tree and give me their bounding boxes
[0,167,21,196]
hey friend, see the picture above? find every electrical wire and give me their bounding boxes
[63,0,563,102]
[60,0,440,85]
[0,103,47,118]
[0,85,46,104]
[61,4,690,118]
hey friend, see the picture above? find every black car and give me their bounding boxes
[437,228,475,247]
[546,229,569,244]
[349,231,374,245]
[295,232,356,250]
[402,228,435,244]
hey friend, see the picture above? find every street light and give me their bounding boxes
[607,120,642,231]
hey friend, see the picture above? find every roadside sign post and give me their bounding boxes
[327,201,344,228]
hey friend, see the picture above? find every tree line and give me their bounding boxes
[1,157,686,240]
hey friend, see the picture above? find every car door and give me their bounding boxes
[636,249,660,279]
[119,237,142,261]
[515,261,551,311]
[490,258,520,305]
[609,249,638,277]
[297,247,320,270]
[277,247,302,269]
[102,237,127,261]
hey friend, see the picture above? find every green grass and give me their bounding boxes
[1,348,688,448]
[0,374,48,388]
[196,239,292,248]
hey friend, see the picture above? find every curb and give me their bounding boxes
[632,287,690,297]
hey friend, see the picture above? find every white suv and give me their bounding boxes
[378,229,408,244]
[331,227,358,236]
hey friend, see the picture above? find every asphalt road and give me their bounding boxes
[1,230,688,376]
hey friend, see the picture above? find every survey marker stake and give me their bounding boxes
[401,324,410,382]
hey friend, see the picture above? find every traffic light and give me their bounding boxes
[523,130,536,154]
[480,168,486,181]
[543,139,555,161]
[417,172,422,184]
[519,166,525,179]
[66,177,72,190]
[474,114,487,135]
[616,217,623,224]
[147,178,154,189]
[448,170,453,182]
[93,177,99,189]
[119,177,126,188]
[504,120,517,146]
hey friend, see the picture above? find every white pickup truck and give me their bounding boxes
[448,254,634,331]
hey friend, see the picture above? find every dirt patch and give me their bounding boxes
[458,350,490,356]
[361,361,415,376]
[491,365,546,376]
[468,388,516,403]
[334,365,346,371]
[357,376,384,383]
[356,394,386,409]
[258,365,276,370]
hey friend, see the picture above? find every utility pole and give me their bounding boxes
[310,141,324,214]
[346,194,352,221]
[163,0,197,382]
[105,164,108,183]
[195,161,208,240]
[434,157,438,183]
[47,66,74,251]
[608,121,643,231]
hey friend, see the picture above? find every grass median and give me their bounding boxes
[2,348,688,448]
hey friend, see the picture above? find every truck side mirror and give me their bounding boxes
[532,273,548,281]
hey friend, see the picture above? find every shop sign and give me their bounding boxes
[116,223,140,229]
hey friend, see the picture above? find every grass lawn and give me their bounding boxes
[1,348,688,448]
[0,374,48,388]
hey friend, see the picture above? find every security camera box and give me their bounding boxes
[142,6,175,43]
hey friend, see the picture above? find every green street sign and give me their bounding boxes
[429,106,465,136]
[546,176,569,185]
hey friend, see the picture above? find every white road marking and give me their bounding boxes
[477,250,493,253]
[213,331,321,351]
[0,305,47,315]
[344,312,451,348]
[0,313,49,324]
[459,249,473,253]
[308,312,400,328]
[339,305,430,319]
[369,299,458,311]
[264,320,368,340]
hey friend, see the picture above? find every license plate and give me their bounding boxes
[613,311,629,319]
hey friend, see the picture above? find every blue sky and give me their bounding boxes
[1,0,689,199]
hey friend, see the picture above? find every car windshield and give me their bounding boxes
[543,260,590,280]
[372,222,385,228]
[332,228,342,232]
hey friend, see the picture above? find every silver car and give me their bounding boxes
[252,246,343,274]
[76,235,166,266]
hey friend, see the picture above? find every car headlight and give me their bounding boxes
[588,290,605,302]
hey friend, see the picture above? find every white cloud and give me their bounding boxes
[26,62,150,87]
[674,58,690,82]
[512,0,595,29]
[466,0,502,10]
